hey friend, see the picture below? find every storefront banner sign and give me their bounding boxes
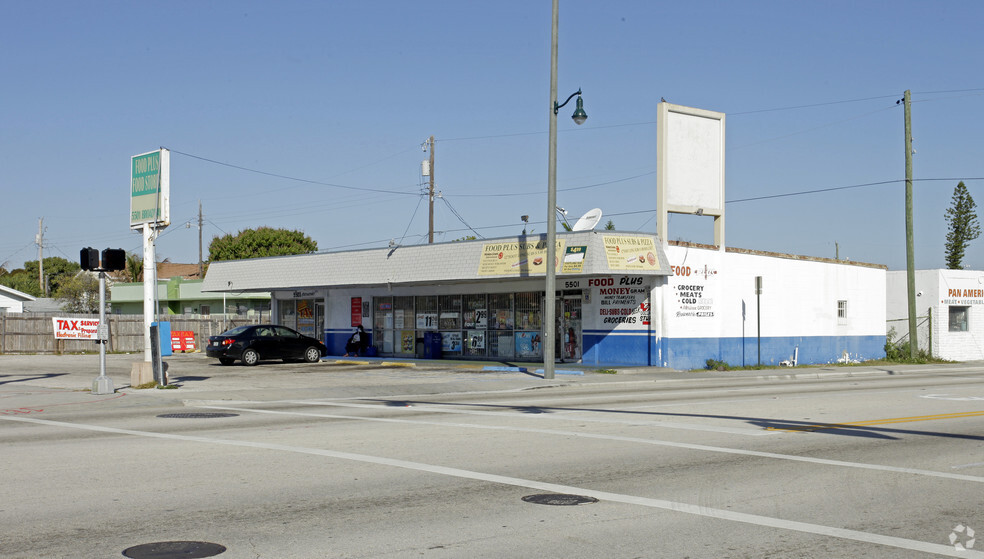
[465,309,488,329]
[351,297,362,326]
[442,331,462,352]
[52,317,100,340]
[943,287,984,305]
[562,246,587,273]
[515,331,542,358]
[467,330,486,350]
[603,236,659,271]
[478,240,565,276]
[416,312,438,329]
[596,283,650,326]
[401,330,415,353]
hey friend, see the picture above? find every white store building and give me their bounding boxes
[201,232,887,370]
[886,269,984,361]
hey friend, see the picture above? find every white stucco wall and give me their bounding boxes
[888,269,984,361]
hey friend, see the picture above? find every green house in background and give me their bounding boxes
[110,277,271,319]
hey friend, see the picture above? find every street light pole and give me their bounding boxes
[545,0,586,380]
[545,0,560,380]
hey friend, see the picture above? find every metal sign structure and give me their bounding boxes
[130,148,170,229]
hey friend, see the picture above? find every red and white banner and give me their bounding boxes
[52,318,100,340]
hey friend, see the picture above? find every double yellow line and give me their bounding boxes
[768,410,984,432]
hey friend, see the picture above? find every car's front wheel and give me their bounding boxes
[241,348,260,366]
[303,346,322,363]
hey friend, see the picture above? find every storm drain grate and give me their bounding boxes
[522,493,599,506]
[122,540,226,558]
[156,412,239,419]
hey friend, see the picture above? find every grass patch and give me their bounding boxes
[595,368,618,375]
[132,382,178,389]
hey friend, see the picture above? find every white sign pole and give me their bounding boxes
[143,222,156,363]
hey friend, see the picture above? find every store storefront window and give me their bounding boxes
[393,296,415,355]
[439,295,462,354]
[463,294,487,357]
[514,292,543,359]
[488,293,514,358]
[374,297,394,353]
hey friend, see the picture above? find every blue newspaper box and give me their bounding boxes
[152,321,173,357]
[423,331,442,359]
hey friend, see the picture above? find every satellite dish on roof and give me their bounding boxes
[571,208,603,231]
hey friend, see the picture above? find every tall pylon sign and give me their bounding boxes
[130,148,170,383]
[656,102,726,249]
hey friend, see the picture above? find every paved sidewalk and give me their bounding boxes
[2,352,982,403]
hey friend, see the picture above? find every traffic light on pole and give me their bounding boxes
[101,249,126,272]
[80,247,99,271]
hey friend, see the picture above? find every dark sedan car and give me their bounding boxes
[206,324,327,366]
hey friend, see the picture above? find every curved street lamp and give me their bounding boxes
[554,89,588,125]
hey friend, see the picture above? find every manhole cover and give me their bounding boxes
[156,413,239,419]
[122,540,226,558]
[522,493,599,506]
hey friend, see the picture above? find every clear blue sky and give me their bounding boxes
[2,1,982,273]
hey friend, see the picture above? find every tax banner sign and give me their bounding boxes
[52,317,100,340]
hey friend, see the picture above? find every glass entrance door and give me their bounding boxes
[555,294,582,363]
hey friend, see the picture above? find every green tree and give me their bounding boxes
[944,181,981,269]
[604,219,615,230]
[122,252,143,282]
[208,227,318,262]
[0,257,80,297]
[55,272,99,313]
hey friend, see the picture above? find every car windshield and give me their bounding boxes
[220,325,252,336]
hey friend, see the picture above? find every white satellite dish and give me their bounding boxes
[571,208,603,231]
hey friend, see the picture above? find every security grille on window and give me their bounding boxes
[949,306,969,332]
[837,300,848,319]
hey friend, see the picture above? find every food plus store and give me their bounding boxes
[201,230,887,369]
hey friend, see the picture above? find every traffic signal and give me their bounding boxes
[101,249,126,272]
[80,247,99,271]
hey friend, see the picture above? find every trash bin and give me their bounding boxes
[423,331,442,359]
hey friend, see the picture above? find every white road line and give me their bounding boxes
[279,399,775,436]
[952,462,984,470]
[2,413,980,558]
[195,403,984,484]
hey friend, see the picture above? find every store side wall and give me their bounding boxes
[660,246,886,370]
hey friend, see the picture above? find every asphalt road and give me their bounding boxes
[1,354,983,558]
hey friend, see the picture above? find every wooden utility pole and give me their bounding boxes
[903,89,918,358]
[37,218,45,296]
[427,135,435,243]
[198,200,204,278]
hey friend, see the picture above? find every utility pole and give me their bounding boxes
[198,200,204,278]
[903,89,918,359]
[427,136,435,244]
[36,218,46,296]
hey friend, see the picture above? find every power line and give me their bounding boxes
[166,148,420,196]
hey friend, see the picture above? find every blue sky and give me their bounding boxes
[2,1,982,273]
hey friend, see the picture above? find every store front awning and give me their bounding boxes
[202,230,671,293]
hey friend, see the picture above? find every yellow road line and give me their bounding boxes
[768,410,984,432]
